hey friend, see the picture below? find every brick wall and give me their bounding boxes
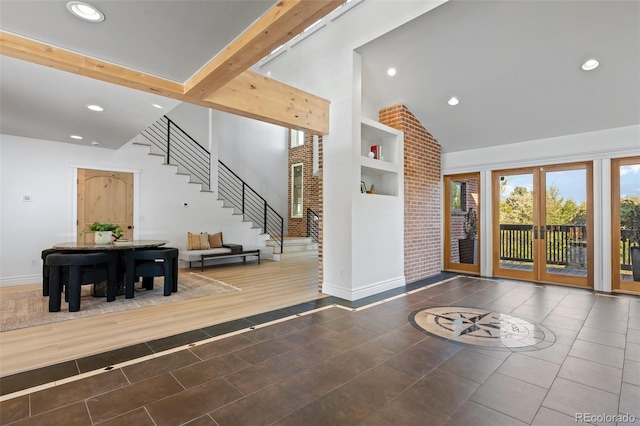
[379,104,442,283]
[287,131,320,237]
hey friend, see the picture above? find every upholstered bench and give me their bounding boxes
[180,231,260,271]
[179,245,261,271]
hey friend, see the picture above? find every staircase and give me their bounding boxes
[136,115,285,255]
[268,236,318,261]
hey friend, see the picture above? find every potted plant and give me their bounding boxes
[458,209,478,264]
[625,203,640,281]
[88,221,124,244]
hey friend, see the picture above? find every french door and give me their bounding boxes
[611,156,640,294]
[444,173,481,274]
[492,162,593,288]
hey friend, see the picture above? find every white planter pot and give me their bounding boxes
[94,231,112,245]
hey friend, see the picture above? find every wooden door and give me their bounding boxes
[77,169,134,242]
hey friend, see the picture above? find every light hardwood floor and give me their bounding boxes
[0,257,323,377]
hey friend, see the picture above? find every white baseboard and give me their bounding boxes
[0,274,40,287]
[323,276,406,301]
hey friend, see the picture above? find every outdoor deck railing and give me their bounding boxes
[499,224,636,270]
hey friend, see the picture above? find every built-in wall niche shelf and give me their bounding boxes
[360,118,399,164]
[361,166,398,196]
[359,118,402,197]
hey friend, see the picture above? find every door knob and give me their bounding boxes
[128,225,133,229]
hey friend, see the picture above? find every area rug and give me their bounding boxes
[0,273,240,332]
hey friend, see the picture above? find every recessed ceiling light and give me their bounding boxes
[86,104,104,112]
[387,68,397,77]
[152,104,164,109]
[581,58,599,71]
[66,1,105,22]
[70,135,83,140]
[91,141,100,146]
[448,97,460,106]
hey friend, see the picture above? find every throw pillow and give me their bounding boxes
[187,232,199,250]
[187,232,211,250]
[199,232,210,249]
[208,232,223,248]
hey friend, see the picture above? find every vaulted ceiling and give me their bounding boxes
[1,0,638,153]
[357,0,640,152]
[0,0,339,148]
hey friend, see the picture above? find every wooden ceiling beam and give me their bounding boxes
[203,70,329,134]
[1,30,330,134]
[0,31,184,98]
[184,0,343,100]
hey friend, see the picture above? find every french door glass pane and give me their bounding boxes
[620,163,640,282]
[449,178,479,264]
[544,169,587,277]
[498,173,534,272]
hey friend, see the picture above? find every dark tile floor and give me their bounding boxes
[1,275,639,426]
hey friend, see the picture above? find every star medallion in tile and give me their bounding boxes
[409,307,555,351]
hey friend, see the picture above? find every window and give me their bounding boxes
[290,129,305,148]
[313,134,319,175]
[451,181,467,212]
[291,163,303,218]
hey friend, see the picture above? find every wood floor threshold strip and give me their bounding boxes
[0,274,460,401]
[0,303,363,402]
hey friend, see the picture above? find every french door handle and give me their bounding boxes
[540,226,545,240]
[533,226,538,239]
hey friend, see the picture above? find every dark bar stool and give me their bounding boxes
[42,248,87,296]
[46,252,119,312]
[41,248,58,296]
[125,248,178,299]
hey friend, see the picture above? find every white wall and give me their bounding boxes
[0,134,266,286]
[215,111,289,230]
[166,103,210,149]
[166,105,289,230]
[321,96,355,295]
[442,124,640,292]
[258,1,447,102]
[257,0,445,299]
[322,52,405,300]
[442,125,640,174]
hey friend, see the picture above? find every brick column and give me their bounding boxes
[379,104,442,283]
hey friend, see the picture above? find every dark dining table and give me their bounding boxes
[51,240,168,296]
[52,240,168,251]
